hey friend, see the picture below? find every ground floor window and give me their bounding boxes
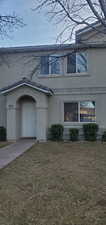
[64,101,96,122]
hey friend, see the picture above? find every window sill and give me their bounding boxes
[64,121,96,126]
[38,73,90,78]
[38,74,64,78]
[65,72,89,77]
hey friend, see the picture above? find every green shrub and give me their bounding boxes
[101,131,106,142]
[0,127,6,141]
[83,123,98,141]
[50,124,64,141]
[69,128,79,141]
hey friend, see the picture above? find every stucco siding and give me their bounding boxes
[0,42,106,140]
[35,48,106,89]
[48,91,106,128]
[0,48,106,90]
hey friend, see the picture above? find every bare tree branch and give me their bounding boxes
[98,0,106,19]
[85,0,106,26]
[34,0,106,42]
[0,13,24,38]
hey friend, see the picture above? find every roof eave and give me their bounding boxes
[0,83,53,96]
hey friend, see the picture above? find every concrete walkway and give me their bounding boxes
[0,139,36,169]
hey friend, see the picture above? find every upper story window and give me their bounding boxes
[40,55,61,75]
[67,51,87,73]
[64,101,96,122]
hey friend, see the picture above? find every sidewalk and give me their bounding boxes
[0,139,36,169]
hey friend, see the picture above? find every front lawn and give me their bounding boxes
[0,142,106,225]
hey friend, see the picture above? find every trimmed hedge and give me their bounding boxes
[0,127,6,141]
[49,124,64,141]
[69,128,79,141]
[83,123,98,141]
[101,131,106,142]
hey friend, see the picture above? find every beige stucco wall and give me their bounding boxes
[48,92,106,128]
[0,48,106,89]
[0,44,106,139]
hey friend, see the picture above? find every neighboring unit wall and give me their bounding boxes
[76,25,106,44]
[0,95,6,128]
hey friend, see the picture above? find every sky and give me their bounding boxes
[0,0,60,47]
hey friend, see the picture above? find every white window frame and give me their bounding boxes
[49,55,61,74]
[64,101,96,123]
[66,51,88,74]
[76,52,88,73]
[40,54,63,75]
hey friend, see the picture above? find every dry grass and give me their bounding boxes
[0,141,106,225]
[0,142,10,148]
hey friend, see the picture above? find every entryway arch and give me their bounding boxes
[17,95,36,139]
[5,83,50,141]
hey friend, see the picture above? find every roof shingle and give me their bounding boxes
[0,77,53,95]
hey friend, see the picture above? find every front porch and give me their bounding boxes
[0,78,53,141]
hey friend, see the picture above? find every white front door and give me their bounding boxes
[21,101,36,138]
